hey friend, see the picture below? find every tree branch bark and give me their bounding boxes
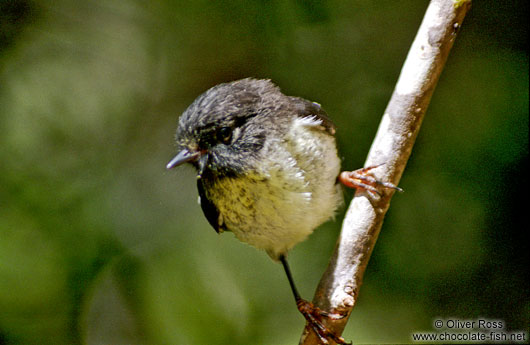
[300,0,471,344]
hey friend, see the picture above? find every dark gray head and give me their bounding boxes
[166,78,288,177]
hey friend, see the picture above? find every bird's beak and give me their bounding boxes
[166,149,202,169]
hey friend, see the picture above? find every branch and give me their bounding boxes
[300,0,471,344]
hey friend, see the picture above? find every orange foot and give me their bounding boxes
[297,298,351,345]
[339,164,403,196]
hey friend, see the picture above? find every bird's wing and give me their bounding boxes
[288,96,336,136]
[197,178,225,233]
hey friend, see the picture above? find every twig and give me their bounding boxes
[299,0,471,344]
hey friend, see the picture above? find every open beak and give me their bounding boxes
[166,149,202,169]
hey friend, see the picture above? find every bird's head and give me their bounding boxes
[166,78,282,177]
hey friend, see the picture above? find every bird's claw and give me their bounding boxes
[297,299,351,345]
[339,164,403,197]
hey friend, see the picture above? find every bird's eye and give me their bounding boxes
[217,127,232,144]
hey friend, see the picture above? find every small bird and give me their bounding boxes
[167,78,399,344]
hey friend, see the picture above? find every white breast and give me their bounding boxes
[209,116,342,260]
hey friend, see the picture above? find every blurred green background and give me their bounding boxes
[0,0,528,344]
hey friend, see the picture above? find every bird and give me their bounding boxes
[166,78,400,344]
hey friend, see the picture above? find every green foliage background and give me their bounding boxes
[0,0,528,344]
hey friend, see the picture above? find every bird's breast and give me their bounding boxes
[204,118,342,259]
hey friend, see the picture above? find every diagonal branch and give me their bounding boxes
[300,0,472,344]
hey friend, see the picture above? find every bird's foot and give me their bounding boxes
[339,164,403,197]
[297,298,351,345]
